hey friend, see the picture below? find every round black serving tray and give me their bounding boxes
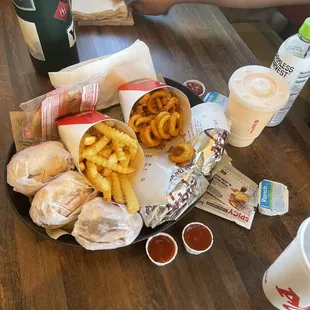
[5,78,202,247]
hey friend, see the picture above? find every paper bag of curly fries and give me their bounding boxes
[57,110,144,214]
[139,102,231,228]
[118,78,192,153]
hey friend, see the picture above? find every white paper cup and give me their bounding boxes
[56,110,144,186]
[182,222,214,255]
[145,233,178,266]
[227,65,290,148]
[262,217,310,309]
[119,78,192,154]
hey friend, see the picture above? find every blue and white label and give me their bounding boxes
[259,180,272,209]
[258,179,289,216]
[204,92,228,111]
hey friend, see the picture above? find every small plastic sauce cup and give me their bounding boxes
[182,222,213,255]
[183,80,206,96]
[145,233,178,266]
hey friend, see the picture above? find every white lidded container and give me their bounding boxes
[227,65,289,147]
[268,18,310,126]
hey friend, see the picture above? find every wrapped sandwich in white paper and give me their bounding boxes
[7,141,74,196]
[72,197,143,250]
[49,40,157,110]
[30,171,97,229]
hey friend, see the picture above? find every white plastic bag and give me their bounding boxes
[30,171,96,229]
[72,197,143,250]
[7,141,74,196]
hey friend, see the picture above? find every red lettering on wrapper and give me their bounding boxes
[54,1,69,21]
[250,120,259,134]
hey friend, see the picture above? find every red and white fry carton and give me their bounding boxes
[118,78,192,152]
[262,217,310,309]
[56,110,144,185]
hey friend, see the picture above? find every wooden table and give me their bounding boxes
[1,1,310,309]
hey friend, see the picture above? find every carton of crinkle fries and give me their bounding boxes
[57,110,144,214]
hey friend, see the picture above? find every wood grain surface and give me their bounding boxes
[1,1,310,309]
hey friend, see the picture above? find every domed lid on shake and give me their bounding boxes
[228,65,290,113]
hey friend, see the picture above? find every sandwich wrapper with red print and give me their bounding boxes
[118,78,192,154]
[56,110,144,186]
[20,80,100,142]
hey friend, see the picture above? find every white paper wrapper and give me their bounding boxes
[134,153,176,207]
[118,78,192,153]
[49,40,157,110]
[72,197,143,250]
[29,171,97,229]
[7,141,74,196]
[57,110,144,186]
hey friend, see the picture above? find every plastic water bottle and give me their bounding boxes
[268,18,310,127]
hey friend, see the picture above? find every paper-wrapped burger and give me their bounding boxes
[7,141,74,196]
[57,111,144,214]
[119,78,192,153]
[30,171,97,229]
[72,197,143,250]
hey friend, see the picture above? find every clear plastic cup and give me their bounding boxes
[262,217,310,309]
[227,65,290,147]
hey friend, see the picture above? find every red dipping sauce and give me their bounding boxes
[184,81,204,96]
[183,223,213,251]
[147,234,176,264]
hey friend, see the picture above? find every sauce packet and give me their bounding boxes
[257,180,289,216]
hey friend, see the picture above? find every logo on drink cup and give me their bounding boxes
[275,286,310,310]
[54,1,69,21]
[250,120,259,134]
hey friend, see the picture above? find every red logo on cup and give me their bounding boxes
[54,1,69,21]
[250,120,259,134]
[276,286,310,310]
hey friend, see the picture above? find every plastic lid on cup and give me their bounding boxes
[228,65,290,112]
[299,18,310,41]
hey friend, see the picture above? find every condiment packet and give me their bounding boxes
[207,165,258,210]
[196,192,257,230]
[257,179,289,216]
[134,154,176,207]
[203,92,228,111]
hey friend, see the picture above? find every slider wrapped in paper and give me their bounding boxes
[139,103,230,228]
[7,141,74,196]
[30,171,97,229]
[72,197,143,250]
